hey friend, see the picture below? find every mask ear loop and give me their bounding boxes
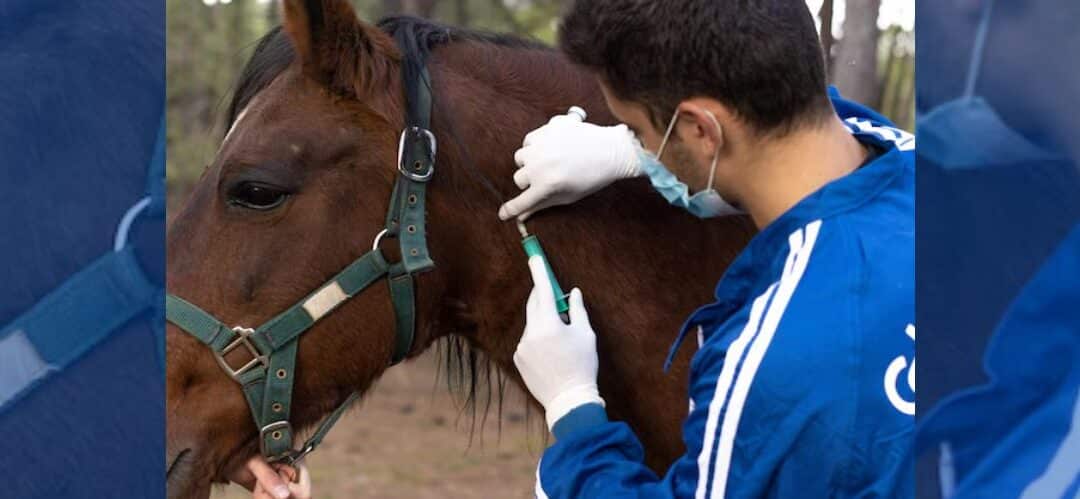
[656,108,681,161]
[703,110,724,192]
[964,0,995,100]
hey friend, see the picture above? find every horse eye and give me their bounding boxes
[228,182,288,210]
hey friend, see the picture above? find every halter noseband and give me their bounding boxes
[165,41,437,465]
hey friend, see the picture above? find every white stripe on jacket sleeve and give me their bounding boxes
[709,220,822,499]
[694,282,779,499]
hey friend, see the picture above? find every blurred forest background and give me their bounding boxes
[167,0,913,198]
[168,1,913,497]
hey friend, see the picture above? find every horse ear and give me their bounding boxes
[281,0,399,97]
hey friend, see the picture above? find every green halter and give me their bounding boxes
[166,57,437,465]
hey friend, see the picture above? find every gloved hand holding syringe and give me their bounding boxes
[512,106,591,323]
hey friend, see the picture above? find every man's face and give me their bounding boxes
[599,83,713,192]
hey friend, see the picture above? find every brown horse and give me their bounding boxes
[166,1,755,497]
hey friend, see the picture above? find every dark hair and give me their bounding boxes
[559,0,832,135]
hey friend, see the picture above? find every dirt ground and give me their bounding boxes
[213,350,546,499]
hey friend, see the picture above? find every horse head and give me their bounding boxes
[166,2,424,496]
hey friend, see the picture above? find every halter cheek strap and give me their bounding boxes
[165,53,437,465]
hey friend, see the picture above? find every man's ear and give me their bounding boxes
[675,101,727,158]
[281,0,400,97]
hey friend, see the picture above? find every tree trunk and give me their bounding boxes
[489,0,524,34]
[455,0,470,26]
[400,0,436,17]
[832,0,881,107]
[818,0,835,73]
[266,0,279,27]
[381,0,402,17]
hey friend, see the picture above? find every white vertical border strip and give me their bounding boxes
[534,458,551,499]
[694,282,780,499]
[710,220,822,499]
[1020,385,1080,499]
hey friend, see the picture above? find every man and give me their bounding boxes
[507,0,914,497]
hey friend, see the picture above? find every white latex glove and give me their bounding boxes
[513,256,604,430]
[498,108,643,221]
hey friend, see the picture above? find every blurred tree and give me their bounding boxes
[832,0,882,107]
[267,0,279,25]
[876,25,914,129]
[415,0,439,16]
[818,0,835,72]
[452,0,469,24]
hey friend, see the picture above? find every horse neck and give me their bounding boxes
[414,42,610,365]
[379,40,755,467]
[418,40,752,363]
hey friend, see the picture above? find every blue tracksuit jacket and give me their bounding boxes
[535,95,915,498]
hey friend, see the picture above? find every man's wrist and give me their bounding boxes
[551,402,608,440]
[544,384,604,430]
[617,132,639,179]
[621,156,644,179]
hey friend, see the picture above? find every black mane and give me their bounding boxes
[226,16,548,127]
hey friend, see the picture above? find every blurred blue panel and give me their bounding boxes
[916,0,1080,497]
[0,0,164,497]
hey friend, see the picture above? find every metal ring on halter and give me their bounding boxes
[281,441,316,467]
[372,229,389,251]
[114,196,151,252]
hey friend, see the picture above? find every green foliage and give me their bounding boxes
[167,0,274,197]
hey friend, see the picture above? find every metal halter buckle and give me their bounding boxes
[214,326,267,381]
[259,420,294,461]
[397,126,436,182]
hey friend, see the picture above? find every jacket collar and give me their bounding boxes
[664,129,910,371]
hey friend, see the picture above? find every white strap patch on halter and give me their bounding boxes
[302,282,348,321]
[0,330,56,408]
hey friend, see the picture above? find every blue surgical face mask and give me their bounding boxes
[918,0,1060,169]
[639,109,743,218]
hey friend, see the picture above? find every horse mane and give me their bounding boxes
[224,17,552,439]
[226,16,549,128]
